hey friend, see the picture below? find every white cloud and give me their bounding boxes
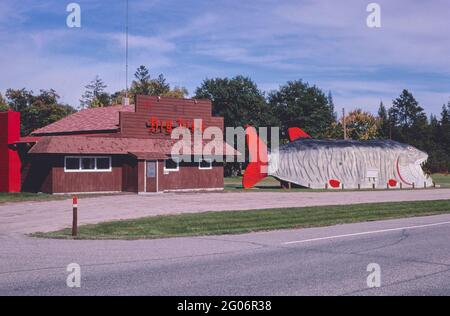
[1,0,449,115]
[109,33,175,52]
[322,79,449,115]
[0,28,176,107]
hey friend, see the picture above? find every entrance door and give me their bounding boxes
[146,161,158,192]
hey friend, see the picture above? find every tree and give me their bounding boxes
[91,92,111,108]
[268,80,334,139]
[0,93,9,111]
[441,102,450,125]
[32,89,59,107]
[5,88,33,112]
[389,89,426,129]
[327,91,337,121]
[110,90,133,105]
[130,66,170,96]
[4,88,76,135]
[131,65,152,95]
[428,111,449,174]
[195,75,272,176]
[346,109,379,140]
[385,89,450,173]
[163,86,189,99]
[151,74,170,96]
[21,103,76,135]
[434,102,450,172]
[389,90,428,144]
[325,109,379,140]
[129,66,185,99]
[135,65,150,83]
[377,101,390,138]
[80,75,109,108]
[195,75,270,128]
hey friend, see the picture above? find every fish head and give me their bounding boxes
[397,144,431,185]
[398,145,428,166]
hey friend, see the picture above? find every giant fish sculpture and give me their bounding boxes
[243,127,433,189]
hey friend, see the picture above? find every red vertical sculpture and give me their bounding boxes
[0,111,21,192]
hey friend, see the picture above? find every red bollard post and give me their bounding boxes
[72,195,78,237]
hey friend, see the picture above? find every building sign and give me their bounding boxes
[146,117,205,134]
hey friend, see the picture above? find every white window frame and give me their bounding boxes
[164,157,180,173]
[64,156,112,173]
[199,158,213,170]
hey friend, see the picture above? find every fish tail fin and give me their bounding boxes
[243,126,269,189]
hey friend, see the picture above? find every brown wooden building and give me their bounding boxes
[9,96,235,194]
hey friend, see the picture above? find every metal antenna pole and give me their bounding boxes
[125,0,129,98]
[343,108,347,140]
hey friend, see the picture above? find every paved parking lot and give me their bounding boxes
[0,189,449,235]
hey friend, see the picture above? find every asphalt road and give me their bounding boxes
[1,188,450,234]
[1,213,450,295]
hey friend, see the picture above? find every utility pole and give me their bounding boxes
[72,196,78,237]
[342,108,347,140]
[123,0,130,105]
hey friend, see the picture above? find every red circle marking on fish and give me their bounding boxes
[388,179,397,187]
[329,179,340,188]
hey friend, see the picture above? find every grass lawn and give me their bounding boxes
[0,193,68,204]
[224,174,450,191]
[432,173,450,188]
[224,176,316,191]
[32,199,450,240]
[0,192,129,205]
[2,175,447,204]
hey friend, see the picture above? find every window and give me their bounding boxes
[64,156,112,172]
[65,158,80,170]
[199,158,212,170]
[147,161,156,178]
[164,158,179,172]
[96,157,111,170]
[81,158,95,170]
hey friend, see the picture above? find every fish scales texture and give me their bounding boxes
[268,139,432,189]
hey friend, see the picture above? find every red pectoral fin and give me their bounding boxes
[288,127,312,141]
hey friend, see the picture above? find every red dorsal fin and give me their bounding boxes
[288,127,312,141]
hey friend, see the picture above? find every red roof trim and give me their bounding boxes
[16,136,41,143]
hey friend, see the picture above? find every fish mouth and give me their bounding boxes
[416,157,427,166]
[396,156,429,186]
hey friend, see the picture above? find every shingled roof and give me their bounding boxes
[28,136,172,155]
[28,136,239,157]
[31,105,134,136]
[27,101,239,157]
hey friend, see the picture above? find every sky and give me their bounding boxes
[0,0,449,116]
